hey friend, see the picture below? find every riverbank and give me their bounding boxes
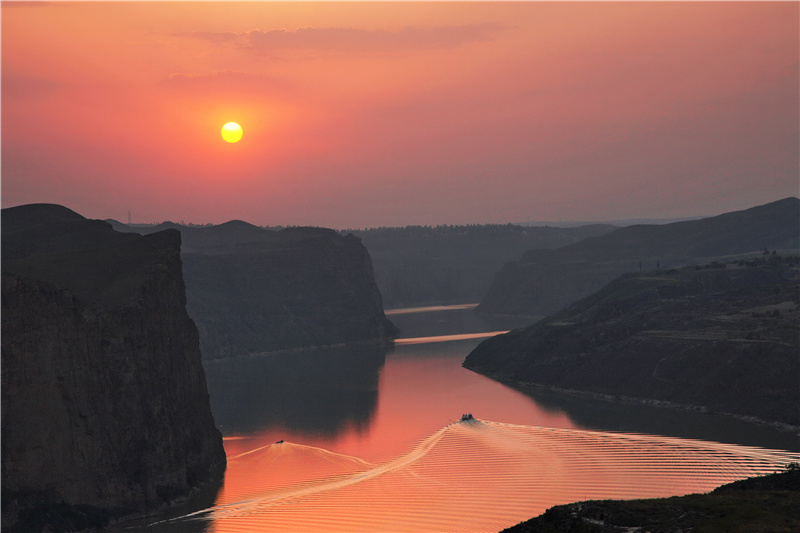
[502,468,800,532]
[465,258,800,428]
[502,378,800,434]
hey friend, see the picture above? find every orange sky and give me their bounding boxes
[2,2,798,228]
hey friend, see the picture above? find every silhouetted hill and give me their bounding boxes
[347,224,617,308]
[109,220,397,359]
[479,197,800,316]
[465,256,800,426]
[3,203,139,265]
[503,469,800,533]
[2,204,225,531]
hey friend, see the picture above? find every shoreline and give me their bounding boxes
[475,370,800,435]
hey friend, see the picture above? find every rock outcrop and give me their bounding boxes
[478,197,800,317]
[503,469,800,533]
[465,256,800,427]
[110,220,398,359]
[2,204,226,531]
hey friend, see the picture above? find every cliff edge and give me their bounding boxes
[110,220,398,359]
[2,204,226,531]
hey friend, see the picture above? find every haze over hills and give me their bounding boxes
[478,197,800,317]
[346,224,617,308]
[2,204,226,531]
[465,255,800,427]
[520,215,702,228]
[109,219,398,359]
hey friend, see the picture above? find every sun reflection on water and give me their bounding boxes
[178,307,800,533]
[183,420,798,533]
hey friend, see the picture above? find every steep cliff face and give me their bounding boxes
[2,204,226,531]
[111,220,398,359]
[479,197,800,317]
[466,257,800,426]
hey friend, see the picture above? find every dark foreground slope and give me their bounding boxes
[503,469,800,533]
[479,197,800,316]
[2,204,226,532]
[349,224,616,308]
[465,256,800,426]
[110,220,397,359]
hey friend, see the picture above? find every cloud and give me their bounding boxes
[2,2,60,8]
[161,69,291,95]
[175,23,512,53]
[173,31,240,44]
[1,74,60,99]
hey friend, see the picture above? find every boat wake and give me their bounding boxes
[151,419,799,532]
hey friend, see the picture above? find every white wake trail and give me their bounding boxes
[155,419,799,532]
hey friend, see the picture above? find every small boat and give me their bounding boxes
[460,413,474,421]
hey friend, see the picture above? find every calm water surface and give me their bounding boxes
[130,305,799,532]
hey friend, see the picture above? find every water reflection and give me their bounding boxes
[203,343,386,437]
[389,304,800,452]
[387,303,532,339]
[519,386,800,452]
[131,305,799,532]
[108,467,224,532]
[141,421,797,533]
[394,330,510,345]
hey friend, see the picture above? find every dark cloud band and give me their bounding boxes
[175,24,512,52]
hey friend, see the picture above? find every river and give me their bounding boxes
[132,304,799,532]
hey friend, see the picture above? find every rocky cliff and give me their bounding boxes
[110,220,398,359]
[2,204,226,532]
[478,197,800,317]
[465,256,800,427]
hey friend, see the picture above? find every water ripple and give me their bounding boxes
[161,420,798,533]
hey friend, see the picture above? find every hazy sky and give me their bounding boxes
[2,2,798,228]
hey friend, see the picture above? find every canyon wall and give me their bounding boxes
[2,204,226,531]
[111,220,398,359]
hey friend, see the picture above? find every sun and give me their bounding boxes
[221,122,243,143]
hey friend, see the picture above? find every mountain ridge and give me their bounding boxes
[478,197,800,316]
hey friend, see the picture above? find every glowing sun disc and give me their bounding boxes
[221,122,243,143]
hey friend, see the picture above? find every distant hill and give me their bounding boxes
[478,197,800,316]
[347,223,617,308]
[503,469,800,533]
[109,220,397,359]
[521,215,702,227]
[465,256,800,427]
